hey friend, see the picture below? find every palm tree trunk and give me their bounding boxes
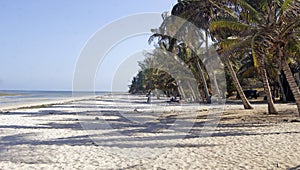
[196,59,211,104]
[212,71,222,103]
[199,89,205,103]
[177,80,186,100]
[205,30,210,59]
[295,72,300,88]
[187,81,199,102]
[282,61,300,115]
[225,58,253,109]
[198,30,213,104]
[278,74,287,102]
[155,89,160,99]
[259,64,278,114]
[225,59,253,109]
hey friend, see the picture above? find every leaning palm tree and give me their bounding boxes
[249,0,300,114]
[276,0,300,114]
[209,6,276,113]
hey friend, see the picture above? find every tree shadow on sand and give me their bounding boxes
[76,109,300,148]
[1,107,300,149]
[289,165,300,170]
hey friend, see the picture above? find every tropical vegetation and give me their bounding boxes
[128,0,300,115]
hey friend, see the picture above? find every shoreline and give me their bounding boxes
[0,95,98,112]
[0,92,22,97]
[0,91,129,112]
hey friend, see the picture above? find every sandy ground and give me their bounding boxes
[0,94,300,169]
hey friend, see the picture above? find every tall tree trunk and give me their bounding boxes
[187,81,199,102]
[196,59,211,104]
[282,61,300,115]
[155,89,160,99]
[202,30,212,104]
[225,59,253,109]
[205,30,210,59]
[278,73,287,102]
[295,72,300,88]
[177,80,186,100]
[212,71,222,103]
[199,88,205,103]
[259,63,278,114]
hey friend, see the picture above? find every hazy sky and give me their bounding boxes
[0,0,177,91]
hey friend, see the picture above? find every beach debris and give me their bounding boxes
[134,108,142,113]
[290,119,300,123]
[95,117,100,120]
[91,141,99,146]
[197,109,208,112]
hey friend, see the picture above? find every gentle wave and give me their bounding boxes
[0,90,108,108]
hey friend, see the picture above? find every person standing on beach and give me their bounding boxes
[147,91,152,103]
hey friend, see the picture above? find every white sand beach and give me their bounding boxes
[0,94,300,169]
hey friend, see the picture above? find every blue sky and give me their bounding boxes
[0,0,177,91]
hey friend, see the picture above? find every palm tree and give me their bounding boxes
[210,0,300,114]
[209,10,277,113]
[277,1,300,114]
[148,14,214,103]
[171,0,254,109]
[250,0,300,114]
[171,0,215,104]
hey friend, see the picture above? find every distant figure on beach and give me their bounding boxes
[168,96,180,103]
[146,91,152,103]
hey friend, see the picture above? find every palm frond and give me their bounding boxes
[281,16,300,37]
[218,36,252,59]
[240,67,257,79]
[234,0,264,22]
[210,20,250,32]
[251,32,262,68]
[280,0,292,14]
[208,0,239,19]
[219,38,242,50]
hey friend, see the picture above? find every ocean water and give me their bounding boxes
[0,90,107,108]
